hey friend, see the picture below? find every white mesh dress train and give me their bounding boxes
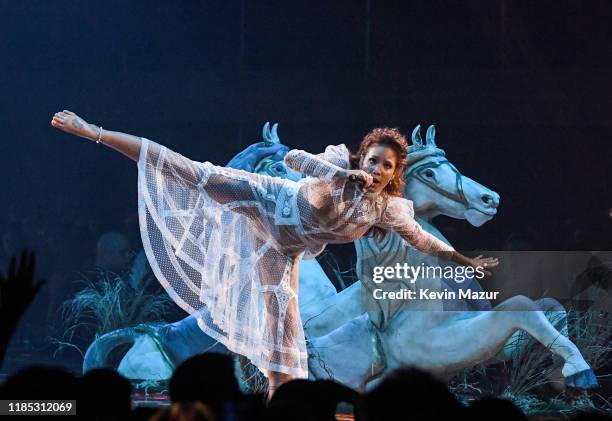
[137,137,454,378]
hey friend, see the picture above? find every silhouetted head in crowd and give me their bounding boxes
[268,378,360,421]
[1,366,78,399]
[79,368,132,420]
[95,231,133,273]
[466,397,527,421]
[268,379,360,421]
[169,353,240,418]
[130,406,159,421]
[363,367,464,421]
[150,401,216,421]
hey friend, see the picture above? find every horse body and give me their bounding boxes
[304,126,592,389]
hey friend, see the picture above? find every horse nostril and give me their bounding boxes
[481,194,494,205]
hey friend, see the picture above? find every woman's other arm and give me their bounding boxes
[284,145,373,190]
[284,147,347,180]
[376,197,498,273]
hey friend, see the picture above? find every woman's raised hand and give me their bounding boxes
[469,255,500,277]
[51,110,98,141]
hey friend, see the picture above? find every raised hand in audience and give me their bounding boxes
[0,250,46,367]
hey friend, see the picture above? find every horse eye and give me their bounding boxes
[424,169,434,178]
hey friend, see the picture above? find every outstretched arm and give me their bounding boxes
[377,197,455,256]
[376,197,498,273]
[50,110,155,162]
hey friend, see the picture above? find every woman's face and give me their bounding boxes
[359,145,398,194]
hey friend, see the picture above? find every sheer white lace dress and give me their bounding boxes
[137,138,454,378]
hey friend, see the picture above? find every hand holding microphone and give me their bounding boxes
[344,169,374,192]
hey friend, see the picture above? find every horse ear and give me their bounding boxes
[271,123,280,143]
[412,125,423,148]
[426,125,436,147]
[262,122,271,142]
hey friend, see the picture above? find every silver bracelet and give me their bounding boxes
[96,126,103,144]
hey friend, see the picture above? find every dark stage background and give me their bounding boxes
[0,1,610,371]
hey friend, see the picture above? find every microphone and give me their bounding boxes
[348,173,364,184]
[349,173,370,189]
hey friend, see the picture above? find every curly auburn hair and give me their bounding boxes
[349,127,409,241]
[349,127,409,198]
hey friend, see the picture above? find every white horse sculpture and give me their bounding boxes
[301,125,596,390]
[83,123,597,390]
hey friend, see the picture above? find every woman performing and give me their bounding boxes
[50,110,498,394]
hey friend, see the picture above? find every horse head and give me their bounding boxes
[225,122,303,181]
[404,125,500,227]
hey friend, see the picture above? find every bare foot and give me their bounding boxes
[50,110,98,141]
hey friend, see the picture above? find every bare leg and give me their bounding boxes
[259,254,301,399]
[268,371,293,397]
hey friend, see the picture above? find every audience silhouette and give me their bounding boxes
[465,397,527,421]
[168,353,241,420]
[363,367,465,421]
[0,251,607,420]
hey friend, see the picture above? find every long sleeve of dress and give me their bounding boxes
[376,196,454,256]
[284,144,351,182]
